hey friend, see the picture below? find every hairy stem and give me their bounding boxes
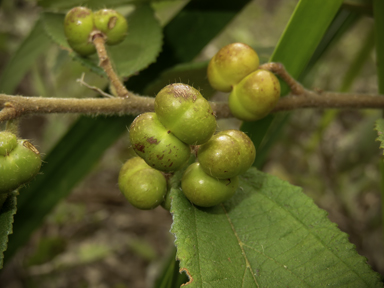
[1,90,384,122]
[259,62,305,95]
[93,35,131,98]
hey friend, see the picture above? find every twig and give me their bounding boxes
[77,73,114,98]
[259,62,305,95]
[92,34,131,98]
[1,90,384,122]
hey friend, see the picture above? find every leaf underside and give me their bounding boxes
[171,168,382,288]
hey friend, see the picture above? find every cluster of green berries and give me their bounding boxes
[64,6,128,56]
[118,83,256,209]
[208,43,281,121]
[0,131,41,195]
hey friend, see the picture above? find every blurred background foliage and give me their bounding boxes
[0,0,382,287]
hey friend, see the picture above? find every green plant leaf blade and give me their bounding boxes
[0,17,52,94]
[171,168,383,287]
[109,5,163,77]
[0,193,17,269]
[43,5,162,78]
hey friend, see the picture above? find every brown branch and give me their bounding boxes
[273,90,384,111]
[259,62,305,95]
[1,90,384,122]
[92,34,132,98]
[0,61,383,123]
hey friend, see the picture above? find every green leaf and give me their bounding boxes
[4,116,133,262]
[109,5,163,78]
[171,168,383,287]
[0,193,17,269]
[0,17,52,94]
[42,5,163,78]
[126,0,251,93]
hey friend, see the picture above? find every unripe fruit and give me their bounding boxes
[129,112,190,172]
[198,129,256,179]
[155,83,216,145]
[229,69,280,121]
[0,132,41,194]
[207,43,259,92]
[64,6,96,56]
[94,9,128,45]
[0,131,17,156]
[181,162,238,207]
[118,157,167,210]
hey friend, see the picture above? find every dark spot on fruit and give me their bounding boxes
[169,149,172,154]
[157,154,164,160]
[167,130,171,134]
[134,143,145,153]
[147,137,159,144]
[169,162,173,167]
[108,16,117,29]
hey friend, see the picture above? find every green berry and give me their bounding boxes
[94,9,128,45]
[64,6,96,56]
[0,131,17,156]
[155,83,216,145]
[228,69,281,121]
[129,112,191,172]
[118,157,167,210]
[0,133,41,194]
[207,43,259,92]
[198,129,256,179]
[181,162,238,207]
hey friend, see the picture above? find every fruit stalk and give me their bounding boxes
[92,35,131,98]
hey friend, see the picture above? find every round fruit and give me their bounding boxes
[118,157,167,210]
[0,131,17,156]
[64,6,96,56]
[198,129,256,179]
[207,43,259,92]
[129,112,191,172]
[155,83,216,145]
[228,69,281,121]
[94,9,128,45]
[0,134,41,194]
[181,162,238,207]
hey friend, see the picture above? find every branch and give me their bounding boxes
[0,61,383,122]
[92,34,132,98]
[274,90,384,111]
[1,90,384,122]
